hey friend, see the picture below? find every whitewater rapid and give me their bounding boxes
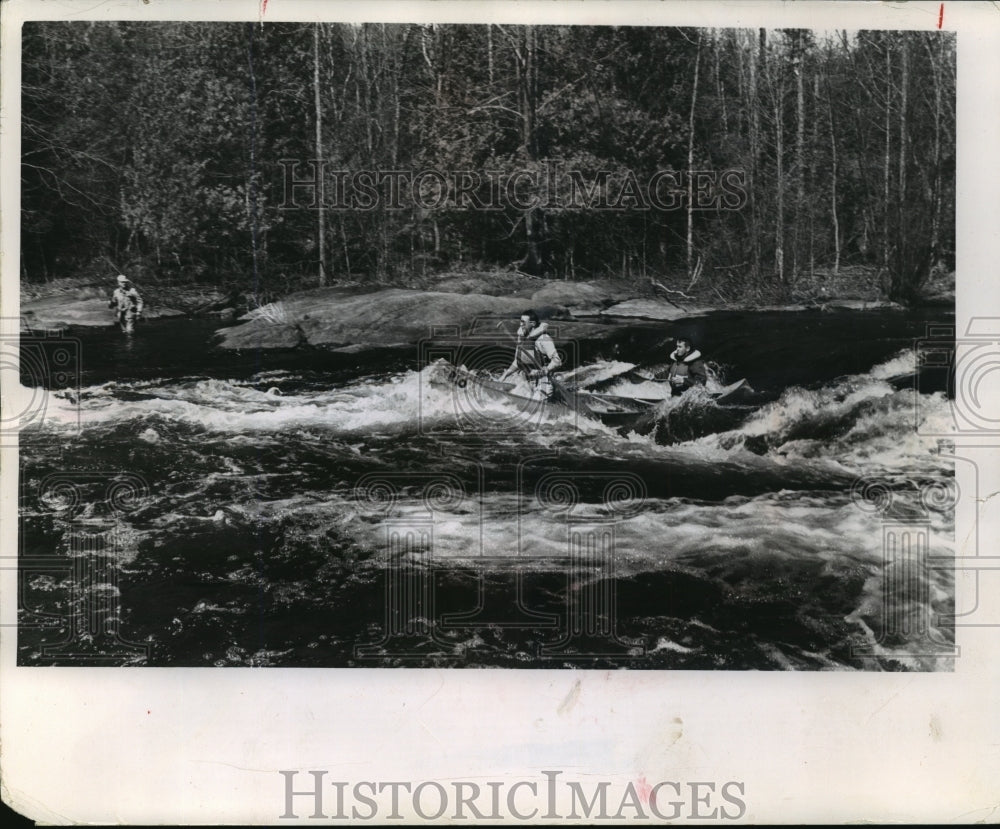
[17,349,957,670]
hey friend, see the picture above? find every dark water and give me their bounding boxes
[18,308,957,669]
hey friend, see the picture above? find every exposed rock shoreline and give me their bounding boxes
[18,270,945,352]
[20,296,184,330]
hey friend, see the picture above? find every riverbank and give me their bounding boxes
[19,277,224,330]
[18,265,953,348]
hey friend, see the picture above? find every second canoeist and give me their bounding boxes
[663,336,708,395]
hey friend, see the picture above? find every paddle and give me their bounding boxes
[563,340,675,391]
[561,362,638,391]
[625,368,656,382]
[547,372,581,410]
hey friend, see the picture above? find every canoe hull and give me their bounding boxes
[427,361,653,431]
[426,361,753,434]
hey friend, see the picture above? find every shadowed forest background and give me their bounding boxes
[21,22,955,304]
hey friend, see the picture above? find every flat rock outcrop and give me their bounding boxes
[600,299,714,321]
[217,288,577,350]
[20,297,183,330]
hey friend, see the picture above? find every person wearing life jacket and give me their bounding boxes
[108,274,144,333]
[665,336,707,395]
[499,310,562,399]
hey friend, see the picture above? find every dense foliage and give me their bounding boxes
[21,22,954,302]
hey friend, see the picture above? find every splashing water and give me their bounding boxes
[17,317,957,670]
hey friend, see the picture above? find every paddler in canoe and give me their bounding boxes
[663,336,708,396]
[498,310,563,400]
[621,335,751,404]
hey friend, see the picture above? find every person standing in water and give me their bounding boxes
[108,274,144,333]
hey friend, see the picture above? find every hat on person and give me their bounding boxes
[116,274,129,284]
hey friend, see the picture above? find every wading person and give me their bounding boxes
[108,274,144,333]
[665,336,707,395]
[499,310,562,399]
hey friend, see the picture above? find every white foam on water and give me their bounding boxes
[24,365,613,439]
[19,347,958,670]
[312,484,953,666]
[687,350,955,474]
[602,378,672,400]
[651,638,697,654]
[869,348,918,380]
[344,488,944,570]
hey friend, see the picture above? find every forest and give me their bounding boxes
[20,22,955,304]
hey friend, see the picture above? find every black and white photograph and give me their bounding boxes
[2,0,998,824]
[14,14,958,670]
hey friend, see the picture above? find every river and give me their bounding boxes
[17,306,957,670]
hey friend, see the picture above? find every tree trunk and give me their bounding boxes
[775,98,784,286]
[826,68,840,276]
[882,43,892,291]
[314,24,327,286]
[925,34,943,267]
[487,24,495,156]
[747,29,763,287]
[519,26,544,275]
[897,39,907,209]
[340,216,351,277]
[715,31,728,135]
[792,32,805,284]
[772,38,785,286]
[686,34,702,281]
[895,36,908,298]
[246,24,260,291]
[809,72,818,277]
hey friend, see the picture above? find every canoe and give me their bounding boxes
[427,360,654,430]
[579,371,753,407]
[427,360,754,434]
[567,363,752,404]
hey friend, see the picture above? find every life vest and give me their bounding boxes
[515,325,559,373]
[666,348,707,389]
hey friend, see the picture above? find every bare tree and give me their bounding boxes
[313,23,327,286]
[792,30,806,283]
[686,33,702,282]
[825,59,841,275]
[881,41,892,286]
